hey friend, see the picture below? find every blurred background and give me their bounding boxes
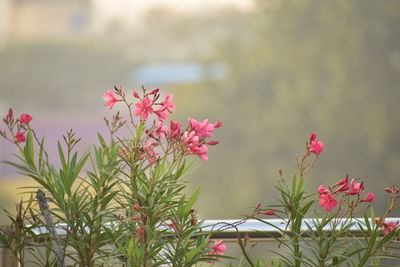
[1,0,400,226]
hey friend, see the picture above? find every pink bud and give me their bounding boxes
[7,108,13,122]
[385,187,394,193]
[260,210,276,215]
[132,91,140,98]
[214,121,223,128]
[206,141,219,146]
[361,192,375,202]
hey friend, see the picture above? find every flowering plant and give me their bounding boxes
[0,87,224,266]
[234,133,400,267]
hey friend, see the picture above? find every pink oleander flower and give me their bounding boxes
[103,91,121,110]
[208,240,227,263]
[159,94,174,113]
[361,192,375,202]
[154,121,168,139]
[318,193,337,211]
[187,143,209,161]
[317,185,329,195]
[333,175,348,187]
[334,183,349,193]
[307,132,324,155]
[260,210,276,215]
[133,96,153,120]
[154,108,167,121]
[14,132,25,143]
[376,218,398,235]
[188,118,215,141]
[19,113,32,124]
[346,179,364,195]
[210,240,227,255]
[183,131,200,146]
[169,120,182,138]
[382,221,398,235]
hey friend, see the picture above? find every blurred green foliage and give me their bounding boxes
[1,0,400,220]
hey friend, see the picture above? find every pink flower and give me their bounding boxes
[133,96,153,120]
[19,113,32,124]
[14,132,25,143]
[154,121,168,139]
[382,222,398,235]
[334,183,349,193]
[361,192,374,202]
[376,219,398,235]
[103,91,120,110]
[208,240,227,262]
[187,143,209,161]
[210,240,227,255]
[333,175,348,187]
[188,118,215,141]
[169,120,182,138]
[317,185,329,195]
[346,179,364,195]
[307,132,324,155]
[159,94,174,113]
[183,131,200,146]
[318,193,337,211]
[260,210,276,215]
[154,108,167,121]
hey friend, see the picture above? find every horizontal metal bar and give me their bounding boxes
[203,218,400,239]
[26,218,400,240]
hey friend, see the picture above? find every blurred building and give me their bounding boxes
[0,0,90,43]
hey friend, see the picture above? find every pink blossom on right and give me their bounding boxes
[375,218,399,236]
[318,193,337,211]
[307,132,324,155]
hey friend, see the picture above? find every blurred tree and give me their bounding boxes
[192,0,400,218]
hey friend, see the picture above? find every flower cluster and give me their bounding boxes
[306,132,324,156]
[375,218,399,236]
[1,109,33,144]
[317,175,375,211]
[102,87,221,162]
